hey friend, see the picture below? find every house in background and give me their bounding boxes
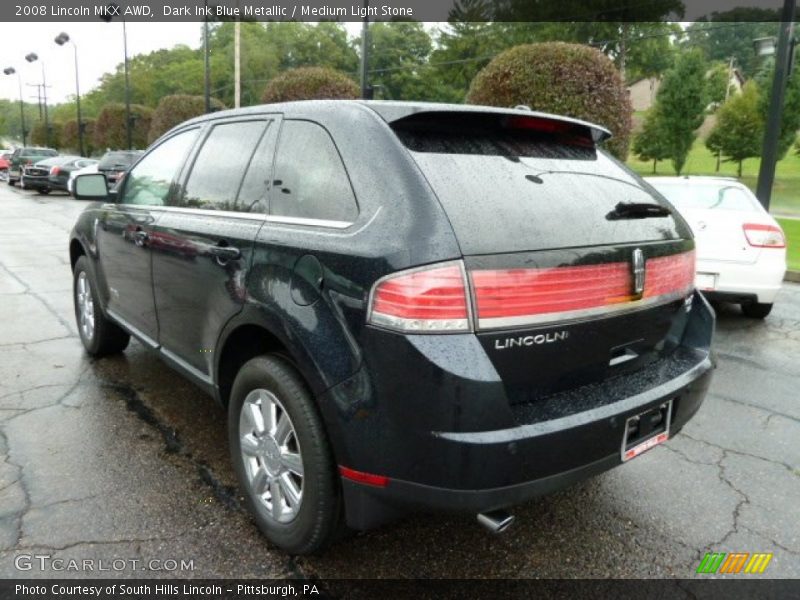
[627,68,745,112]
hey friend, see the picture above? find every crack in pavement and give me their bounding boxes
[711,392,800,427]
[0,261,75,335]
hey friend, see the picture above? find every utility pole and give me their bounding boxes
[203,5,211,113]
[755,0,797,210]
[234,20,241,107]
[359,0,370,99]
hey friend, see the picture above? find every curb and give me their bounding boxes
[785,271,800,283]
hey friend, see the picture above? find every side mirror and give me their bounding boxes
[74,173,110,201]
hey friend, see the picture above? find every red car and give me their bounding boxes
[0,152,11,181]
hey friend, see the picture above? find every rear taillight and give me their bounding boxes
[470,250,695,329]
[368,251,696,332]
[743,223,785,248]
[367,262,470,332]
[50,166,60,176]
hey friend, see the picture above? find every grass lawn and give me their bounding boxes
[627,141,800,217]
[776,217,800,271]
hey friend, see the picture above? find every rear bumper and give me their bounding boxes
[325,292,715,530]
[696,256,785,304]
[21,174,50,190]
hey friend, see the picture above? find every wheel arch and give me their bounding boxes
[214,307,326,409]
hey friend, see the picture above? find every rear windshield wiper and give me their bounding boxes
[606,202,671,220]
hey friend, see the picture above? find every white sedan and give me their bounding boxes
[68,162,99,195]
[646,176,787,319]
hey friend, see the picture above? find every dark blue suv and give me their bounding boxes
[69,101,714,554]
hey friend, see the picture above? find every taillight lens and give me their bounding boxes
[368,262,470,332]
[470,250,695,329]
[50,166,61,176]
[743,223,786,248]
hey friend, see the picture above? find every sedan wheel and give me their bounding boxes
[76,271,96,342]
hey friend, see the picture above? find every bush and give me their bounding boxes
[93,103,153,150]
[466,42,632,159]
[148,94,225,144]
[30,121,63,149]
[61,119,97,156]
[261,67,359,103]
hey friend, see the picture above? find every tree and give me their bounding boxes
[633,109,671,173]
[467,42,633,158]
[30,121,63,149]
[365,21,434,101]
[148,95,225,144]
[684,10,780,78]
[706,82,764,177]
[706,61,734,107]
[653,49,708,174]
[93,103,153,150]
[755,57,800,160]
[261,67,358,103]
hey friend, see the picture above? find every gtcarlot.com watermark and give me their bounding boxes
[15,554,195,573]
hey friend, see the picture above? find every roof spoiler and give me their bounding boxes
[366,102,612,145]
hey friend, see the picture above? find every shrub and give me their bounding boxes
[93,103,153,150]
[148,94,225,144]
[261,67,359,103]
[30,121,63,149]
[466,42,632,159]
[61,119,96,156]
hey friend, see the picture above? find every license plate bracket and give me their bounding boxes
[621,400,673,462]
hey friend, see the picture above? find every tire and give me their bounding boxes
[742,302,773,319]
[73,256,130,356]
[228,355,342,555]
[38,188,50,195]
[7,179,14,186]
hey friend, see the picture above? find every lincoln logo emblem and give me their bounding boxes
[632,248,645,296]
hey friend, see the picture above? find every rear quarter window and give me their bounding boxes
[269,120,358,224]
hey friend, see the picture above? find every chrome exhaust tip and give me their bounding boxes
[477,510,515,534]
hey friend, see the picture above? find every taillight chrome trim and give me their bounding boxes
[366,260,474,334]
[474,290,688,330]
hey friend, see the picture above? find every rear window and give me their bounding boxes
[99,152,140,170]
[650,182,760,212]
[396,121,684,255]
[24,148,57,157]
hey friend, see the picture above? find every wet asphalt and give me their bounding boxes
[0,184,798,580]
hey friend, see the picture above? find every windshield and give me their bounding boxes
[650,182,759,212]
[99,152,141,170]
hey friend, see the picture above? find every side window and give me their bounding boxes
[120,129,198,206]
[179,120,268,212]
[270,120,358,223]
[237,122,279,214]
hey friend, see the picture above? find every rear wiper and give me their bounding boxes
[606,202,671,220]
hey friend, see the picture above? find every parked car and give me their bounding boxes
[21,156,84,194]
[70,101,714,554]
[97,150,143,186]
[646,176,787,318]
[68,162,100,195]
[48,157,98,193]
[0,151,11,181]
[7,147,58,185]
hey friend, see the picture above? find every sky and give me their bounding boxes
[0,21,364,105]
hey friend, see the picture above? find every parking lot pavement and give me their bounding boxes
[0,184,797,580]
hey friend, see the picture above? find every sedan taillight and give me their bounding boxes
[368,262,470,332]
[743,223,786,248]
[50,166,61,176]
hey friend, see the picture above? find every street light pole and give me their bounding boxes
[755,0,797,210]
[101,4,132,149]
[359,0,370,99]
[25,53,49,148]
[3,67,27,146]
[55,32,85,157]
[203,7,211,113]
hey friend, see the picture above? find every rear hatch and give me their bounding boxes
[391,111,695,403]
